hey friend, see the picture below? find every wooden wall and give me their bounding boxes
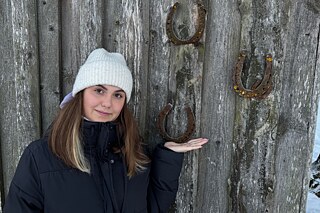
[0,0,320,212]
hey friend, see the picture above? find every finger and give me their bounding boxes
[187,138,208,143]
[183,145,204,152]
[194,140,208,146]
[187,138,204,143]
[183,142,205,149]
[186,142,204,147]
[187,139,208,146]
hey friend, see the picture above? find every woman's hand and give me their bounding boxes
[164,138,208,153]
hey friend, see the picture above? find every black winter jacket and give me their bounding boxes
[4,120,184,213]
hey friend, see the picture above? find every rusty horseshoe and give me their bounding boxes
[166,2,206,45]
[232,51,273,99]
[157,103,196,143]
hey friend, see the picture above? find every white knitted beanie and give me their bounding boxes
[72,48,133,103]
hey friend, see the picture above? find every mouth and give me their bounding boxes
[95,110,111,116]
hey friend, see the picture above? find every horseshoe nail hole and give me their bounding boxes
[27,52,33,59]
[49,25,54,31]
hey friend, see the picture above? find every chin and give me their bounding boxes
[97,118,113,122]
[86,116,112,122]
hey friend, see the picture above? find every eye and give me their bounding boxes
[94,88,104,94]
[114,92,124,99]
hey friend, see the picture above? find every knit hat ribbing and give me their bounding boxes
[72,48,133,103]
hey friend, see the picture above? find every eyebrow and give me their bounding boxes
[97,85,125,93]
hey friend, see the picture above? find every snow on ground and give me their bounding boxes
[307,192,320,213]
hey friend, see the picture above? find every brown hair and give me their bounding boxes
[49,91,150,177]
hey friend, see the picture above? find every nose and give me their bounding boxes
[101,94,112,108]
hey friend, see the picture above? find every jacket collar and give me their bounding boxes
[82,119,122,158]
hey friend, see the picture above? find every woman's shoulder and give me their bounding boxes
[26,137,48,152]
[22,138,69,174]
[24,137,52,159]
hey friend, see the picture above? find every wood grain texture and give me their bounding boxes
[0,0,12,207]
[147,0,206,212]
[61,0,103,95]
[109,0,149,133]
[271,1,320,212]
[0,0,41,198]
[0,0,320,212]
[230,0,280,211]
[37,0,61,132]
[230,0,320,212]
[197,1,240,212]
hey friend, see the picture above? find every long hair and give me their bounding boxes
[49,91,150,177]
[117,104,150,177]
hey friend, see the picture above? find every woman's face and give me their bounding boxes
[83,85,126,122]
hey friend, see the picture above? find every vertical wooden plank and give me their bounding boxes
[196,0,240,212]
[147,0,172,149]
[272,2,320,212]
[0,0,12,208]
[78,0,103,60]
[229,0,320,212]
[0,0,40,198]
[60,0,79,94]
[104,0,149,133]
[166,1,205,212]
[61,0,103,95]
[38,0,61,132]
[148,0,206,212]
[230,0,281,211]
[103,0,118,52]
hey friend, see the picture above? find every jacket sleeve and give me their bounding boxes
[4,147,44,213]
[147,144,184,213]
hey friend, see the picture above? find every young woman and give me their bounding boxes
[4,48,208,213]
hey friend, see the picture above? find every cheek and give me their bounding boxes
[84,94,99,107]
[115,102,125,112]
[82,101,92,117]
[83,96,97,113]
